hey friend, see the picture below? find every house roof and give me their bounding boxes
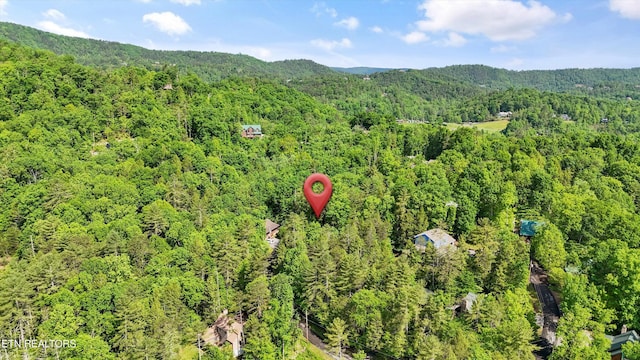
[414,228,456,249]
[203,310,244,348]
[201,326,218,345]
[266,219,280,234]
[213,310,229,328]
[464,292,477,303]
[463,293,477,310]
[227,322,243,344]
[242,125,262,134]
[607,330,640,353]
[520,220,543,237]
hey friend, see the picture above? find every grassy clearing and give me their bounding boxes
[303,344,334,360]
[445,119,510,133]
[295,338,334,360]
[177,344,199,360]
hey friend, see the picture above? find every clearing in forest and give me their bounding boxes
[445,119,510,133]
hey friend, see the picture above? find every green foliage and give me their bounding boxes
[326,317,349,358]
[531,223,567,271]
[622,341,640,360]
[243,315,278,360]
[2,33,640,360]
[425,64,640,95]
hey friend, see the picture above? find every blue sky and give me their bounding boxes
[1,0,639,70]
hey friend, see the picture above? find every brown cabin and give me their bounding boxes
[266,219,280,239]
[266,219,280,249]
[241,125,263,139]
[201,310,244,357]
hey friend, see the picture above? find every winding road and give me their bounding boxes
[530,261,562,359]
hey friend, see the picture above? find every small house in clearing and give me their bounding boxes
[607,329,640,360]
[201,310,244,357]
[414,228,457,252]
[241,125,263,139]
[266,219,281,249]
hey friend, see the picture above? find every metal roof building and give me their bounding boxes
[520,220,544,237]
[414,228,456,252]
[607,330,640,360]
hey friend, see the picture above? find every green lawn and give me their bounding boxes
[445,119,510,133]
[296,338,334,360]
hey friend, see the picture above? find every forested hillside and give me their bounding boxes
[2,33,640,360]
[331,67,394,75]
[0,22,336,82]
[3,21,640,109]
[424,64,640,92]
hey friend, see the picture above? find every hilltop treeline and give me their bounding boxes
[2,21,640,117]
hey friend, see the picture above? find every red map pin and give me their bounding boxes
[303,173,333,218]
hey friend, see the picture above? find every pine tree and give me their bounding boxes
[326,317,349,359]
[113,298,148,358]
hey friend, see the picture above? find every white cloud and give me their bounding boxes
[142,11,191,36]
[43,9,65,21]
[311,2,337,18]
[443,32,466,47]
[370,26,383,33]
[0,0,7,17]
[36,21,91,38]
[240,46,272,60]
[136,0,153,2]
[402,31,429,44]
[610,0,640,19]
[334,16,359,30]
[491,44,516,53]
[416,0,568,41]
[310,38,352,51]
[170,0,201,5]
[507,57,524,68]
[145,37,275,61]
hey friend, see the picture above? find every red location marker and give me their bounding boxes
[303,173,333,218]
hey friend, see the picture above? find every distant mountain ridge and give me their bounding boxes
[331,67,395,75]
[1,21,639,99]
[422,64,640,91]
[0,22,336,82]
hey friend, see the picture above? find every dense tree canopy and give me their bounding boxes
[1,32,640,360]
